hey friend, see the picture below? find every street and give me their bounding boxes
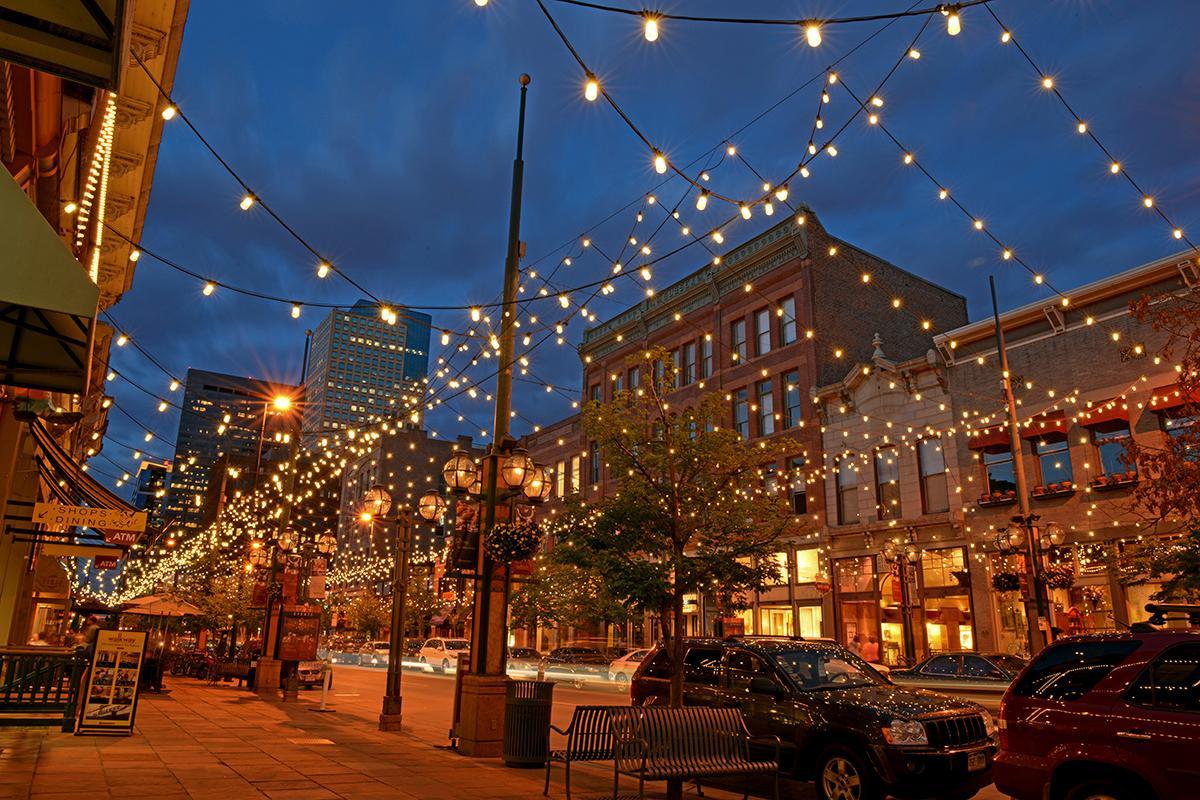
[305,665,1007,800]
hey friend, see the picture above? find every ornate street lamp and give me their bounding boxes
[316,533,337,556]
[443,450,478,493]
[363,485,393,518]
[522,465,552,503]
[275,529,296,552]
[880,533,921,665]
[417,490,446,522]
[500,448,535,489]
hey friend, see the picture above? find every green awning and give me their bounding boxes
[0,169,98,394]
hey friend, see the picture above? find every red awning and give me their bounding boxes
[1148,383,1200,412]
[967,426,1012,451]
[1020,411,1069,440]
[1077,398,1130,431]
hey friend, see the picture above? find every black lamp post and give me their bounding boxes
[995,515,1066,651]
[880,535,921,666]
[363,484,445,731]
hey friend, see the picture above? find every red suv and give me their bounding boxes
[995,623,1200,800]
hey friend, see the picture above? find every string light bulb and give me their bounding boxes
[774,185,789,202]
[643,13,659,42]
[470,307,481,322]
[908,48,921,59]
[1110,161,1121,174]
[317,261,331,278]
[740,204,752,220]
[441,330,451,346]
[804,23,822,48]
[1041,76,1054,89]
[129,249,141,262]
[474,0,488,6]
[161,104,177,120]
[945,7,961,36]
[291,304,301,318]
[584,75,599,102]
[202,281,216,296]
[696,191,709,211]
[239,193,256,211]
[1000,30,1011,43]
[653,151,667,174]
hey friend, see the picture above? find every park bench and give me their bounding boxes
[610,706,781,800]
[543,705,626,800]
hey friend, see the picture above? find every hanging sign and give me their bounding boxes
[33,503,146,532]
[94,554,120,570]
[78,629,147,735]
[102,530,141,547]
[308,557,327,600]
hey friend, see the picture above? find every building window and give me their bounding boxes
[796,548,820,583]
[918,438,950,513]
[628,366,640,391]
[555,460,566,497]
[835,456,859,525]
[874,446,901,519]
[766,552,789,585]
[730,320,747,364]
[1035,437,1073,486]
[612,372,624,397]
[589,383,601,403]
[779,296,797,346]
[733,389,750,440]
[787,456,807,514]
[782,370,802,429]
[983,449,1016,495]
[589,442,601,484]
[1162,410,1200,461]
[700,338,713,378]
[570,455,581,493]
[757,380,775,436]
[754,309,771,356]
[670,349,681,389]
[1093,425,1134,478]
[682,342,697,386]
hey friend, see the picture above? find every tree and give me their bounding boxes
[404,566,442,640]
[510,559,629,636]
[345,592,389,639]
[550,348,808,714]
[1119,527,1200,603]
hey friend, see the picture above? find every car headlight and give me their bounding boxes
[882,719,928,746]
[980,709,997,737]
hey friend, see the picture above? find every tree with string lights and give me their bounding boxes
[510,559,629,636]
[547,347,809,717]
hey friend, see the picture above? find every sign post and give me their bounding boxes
[77,629,148,735]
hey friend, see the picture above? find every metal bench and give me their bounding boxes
[610,706,780,800]
[544,705,625,800]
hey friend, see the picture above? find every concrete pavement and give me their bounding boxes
[0,666,1007,799]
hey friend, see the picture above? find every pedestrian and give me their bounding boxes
[848,633,863,655]
[862,635,880,663]
[27,631,49,646]
[81,615,101,646]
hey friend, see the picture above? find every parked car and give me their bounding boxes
[506,647,543,675]
[418,637,470,672]
[608,648,652,685]
[358,640,391,667]
[295,660,330,689]
[890,653,1025,706]
[632,637,996,800]
[995,625,1200,800]
[329,650,361,665]
[542,646,611,686]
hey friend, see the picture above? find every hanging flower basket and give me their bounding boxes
[991,571,1020,592]
[1043,565,1076,590]
[483,520,543,563]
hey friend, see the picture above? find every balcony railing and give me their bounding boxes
[0,647,87,730]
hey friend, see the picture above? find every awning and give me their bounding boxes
[966,426,1012,451]
[1020,412,1069,440]
[1077,398,1130,431]
[0,0,131,90]
[1148,383,1200,412]
[27,418,154,547]
[1,170,98,394]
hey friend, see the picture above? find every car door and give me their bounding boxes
[681,645,724,707]
[1113,642,1200,795]
[960,655,1010,704]
[723,648,789,740]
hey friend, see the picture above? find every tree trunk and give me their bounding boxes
[667,588,686,800]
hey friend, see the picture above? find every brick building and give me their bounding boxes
[524,209,968,646]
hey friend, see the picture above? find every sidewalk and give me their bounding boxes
[0,680,748,800]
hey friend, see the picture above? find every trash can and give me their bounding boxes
[502,679,555,768]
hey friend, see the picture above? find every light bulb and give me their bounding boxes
[559,294,570,308]
[1042,76,1054,89]
[640,267,652,281]
[1077,121,1087,134]
[946,9,961,36]
[973,219,984,230]
[474,0,488,6]
[775,185,788,201]
[826,145,838,157]
[653,151,667,174]
[1110,162,1121,174]
[908,48,921,59]
[764,201,774,216]
[712,231,724,244]
[903,153,913,164]
[203,282,216,296]
[291,304,301,318]
[240,193,256,210]
[1001,30,1011,43]
[129,249,141,262]
[870,96,884,107]
[64,201,78,214]
[161,104,177,120]
[1174,228,1184,240]
[317,261,330,278]
[800,167,810,178]
[470,307,481,322]
[643,15,659,42]
[169,380,179,391]
[805,23,822,47]
[441,331,451,346]
[584,77,599,102]
[740,204,752,220]
[1143,196,1154,208]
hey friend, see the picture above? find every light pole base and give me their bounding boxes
[255,658,282,693]
[378,695,403,731]
[454,674,509,757]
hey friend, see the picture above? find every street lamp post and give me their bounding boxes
[995,516,1066,653]
[880,535,921,666]
[361,484,445,731]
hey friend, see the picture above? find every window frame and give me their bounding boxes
[730,319,747,364]
[757,379,775,437]
[835,456,859,525]
[779,296,798,346]
[682,341,697,386]
[754,308,771,357]
[873,445,901,520]
[917,437,950,514]
[783,370,803,429]
[733,389,750,440]
[1034,436,1073,486]
[699,338,713,378]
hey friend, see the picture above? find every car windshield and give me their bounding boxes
[771,647,886,690]
[991,655,1026,674]
[444,640,469,651]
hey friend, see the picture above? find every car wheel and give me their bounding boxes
[816,747,880,800]
[442,659,451,672]
[1064,781,1134,800]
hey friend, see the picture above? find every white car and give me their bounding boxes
[608,648,652,685]
[358,641,391,668]
[417,637,470,672]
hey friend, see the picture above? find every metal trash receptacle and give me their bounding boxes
[502,679,555,767]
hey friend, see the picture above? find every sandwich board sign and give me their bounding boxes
[77,629,147,735]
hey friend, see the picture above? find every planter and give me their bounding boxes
[991,572,1021,592]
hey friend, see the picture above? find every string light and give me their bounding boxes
[653,151,667,174]
[291,304,302,319]
[161,104,177,120]
[317,261,331,278]
[643,13,659,42]
[584,76,600,102]
[202,282,216,296]
[945,6,961,36]
[239,193,256,211]
[804,23,822,48]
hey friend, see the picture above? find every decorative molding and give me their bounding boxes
[105,192,135,220]
[115,97,151,129]
[128,24,168,65]
[109,149,143,179]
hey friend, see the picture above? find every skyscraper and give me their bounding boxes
[163,369,300,534]
[301,300,431,444]
[131,459,171,530]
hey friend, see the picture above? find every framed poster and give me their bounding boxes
[278,612,319,661]
[78,629,147,735]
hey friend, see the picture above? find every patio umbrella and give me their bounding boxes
[121,594,203,617]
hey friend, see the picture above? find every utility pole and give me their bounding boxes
[455,73,531,758]
[989,276,1047,656]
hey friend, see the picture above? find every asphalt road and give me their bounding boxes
[296,664,1008,800]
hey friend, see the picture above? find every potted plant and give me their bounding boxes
[951,569,972,588]
[991,571,1021,592]
[1043,565,1076,589]
[483,520,544,563]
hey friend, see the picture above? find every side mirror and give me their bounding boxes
[749,676,779,696]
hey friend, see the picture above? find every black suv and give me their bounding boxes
[631,637,996,800]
